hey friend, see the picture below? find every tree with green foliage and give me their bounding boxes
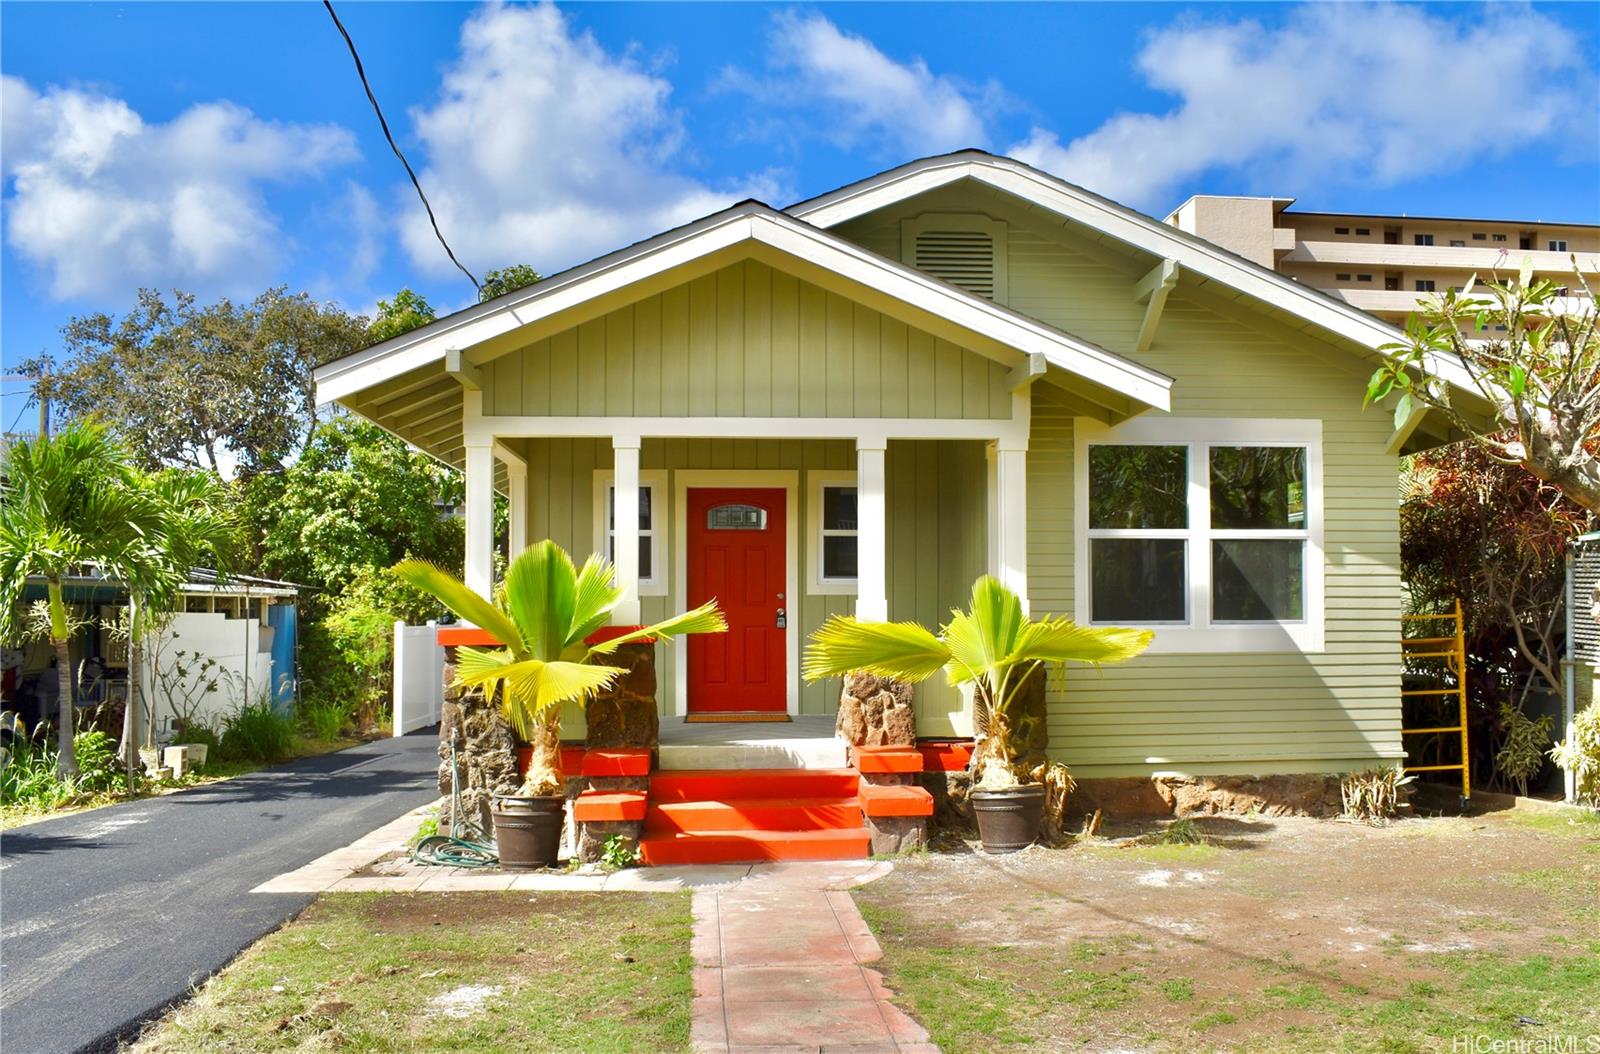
[0,423,176,777]
[479,265,543,302]
[366,288,437,344]
[245,415,463,594]
[22,288,368,476]
[1367,263,1599,514]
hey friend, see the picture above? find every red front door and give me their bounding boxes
[686,487,786,713]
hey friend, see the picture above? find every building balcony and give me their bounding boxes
[1281,240,1598,275]
[1316,286,1594,318]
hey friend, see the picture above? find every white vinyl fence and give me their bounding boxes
[393,621,444,736]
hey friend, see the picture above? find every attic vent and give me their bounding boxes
[901,214,1008,304]
[913,230,997,299]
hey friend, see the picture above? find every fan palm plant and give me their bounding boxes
[803,575,1153,788]
[395,540,726,797]
[0,422,178,778]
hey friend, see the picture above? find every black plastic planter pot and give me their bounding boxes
[971,784,1045,854]
[491,795,565,870]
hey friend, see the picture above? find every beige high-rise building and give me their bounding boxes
[1166,195,1598,336]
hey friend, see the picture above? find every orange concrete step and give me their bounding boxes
[580,747,652,777]
[646,797,865,834]
[638,828,870,866]
[649,769,859,802]
[515,744,590,780]
[573,790,647,823]
[917,740,973,773]
[859,783,934,818]
[852,745,924,774]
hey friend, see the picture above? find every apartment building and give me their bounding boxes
[1166,195,1599,335]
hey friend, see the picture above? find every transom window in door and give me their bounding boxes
[707,503,767,531]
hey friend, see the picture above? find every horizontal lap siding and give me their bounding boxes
[482,260,1011,420]
[834,183,1404,777]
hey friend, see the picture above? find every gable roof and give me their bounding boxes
[787,150,1482,397]
[315,199,1172,413]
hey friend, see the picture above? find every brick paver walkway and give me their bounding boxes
[690,865,937,1053]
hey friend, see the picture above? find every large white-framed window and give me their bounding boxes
[1073,418,1324,653]
[593,470,669,596]
[807,472,859,595]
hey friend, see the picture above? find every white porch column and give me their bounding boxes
[992,441,1029,613]
[612,436,642,625]
[856,439,889,622]
[464,439,495,599]
[506,460,528,558]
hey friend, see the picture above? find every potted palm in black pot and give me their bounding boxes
[396,540,725,869]
[802,576,1151,852]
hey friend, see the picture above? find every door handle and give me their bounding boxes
[775,607,787,629]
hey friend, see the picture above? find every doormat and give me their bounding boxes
[683,713,792,724]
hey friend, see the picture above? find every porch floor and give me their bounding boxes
[659,715,844,770]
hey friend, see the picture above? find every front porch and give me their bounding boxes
[461,427,1030,739]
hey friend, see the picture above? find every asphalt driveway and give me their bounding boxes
[0,729,440,1054]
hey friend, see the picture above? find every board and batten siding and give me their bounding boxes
[480,259,1015,421]
[839,181,1406,776]
[508,435,984,736]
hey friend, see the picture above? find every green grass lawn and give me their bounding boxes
[130,891,692,1053]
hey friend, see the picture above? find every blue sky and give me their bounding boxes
[4,1,1598,431]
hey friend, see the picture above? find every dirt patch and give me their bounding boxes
[857,809,1600,1053]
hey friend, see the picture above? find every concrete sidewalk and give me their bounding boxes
[691,865,937,1054]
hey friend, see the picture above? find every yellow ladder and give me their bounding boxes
[1399,598,1470,803]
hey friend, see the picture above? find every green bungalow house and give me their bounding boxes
[315,152,1487,853]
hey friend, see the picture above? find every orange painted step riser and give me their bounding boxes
[639,834,870,866]
[649,771,860,801]
[645,801,865,834]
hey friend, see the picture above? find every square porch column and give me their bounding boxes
[506,460,528,558]
[856,439,889,622]
[991,440,1029,613]
[611,436,642,626]
[464,439,495,598]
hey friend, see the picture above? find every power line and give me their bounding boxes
[321,0,481,293]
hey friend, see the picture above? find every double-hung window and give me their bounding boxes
[593,470,667,595]
[1077,419,1323,652]
[807,473,859,593]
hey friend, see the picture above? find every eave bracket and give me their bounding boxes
[1134,258,1180,355]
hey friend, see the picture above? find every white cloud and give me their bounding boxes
[1011,4,1596,208]
[399,2,781,280]
[733,11,993,155]
[1,75,356,300]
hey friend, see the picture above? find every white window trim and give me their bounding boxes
[593,469,669,597]
[1073,417,1325,654]
[807,472,859,595]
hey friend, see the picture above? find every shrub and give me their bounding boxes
[218,699,295,764]
[172,720,221,756]
[297,699,350,743]
[1341,767,1414,825]
[2,729,125,810]
[1551,704,1600,806]
[1158,817,1206,845]
[1495,703,1554,797]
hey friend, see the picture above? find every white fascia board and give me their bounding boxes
[790,155,1483,396]
[316,198,1172,413]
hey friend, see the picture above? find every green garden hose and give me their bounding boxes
[411,735,500,869]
